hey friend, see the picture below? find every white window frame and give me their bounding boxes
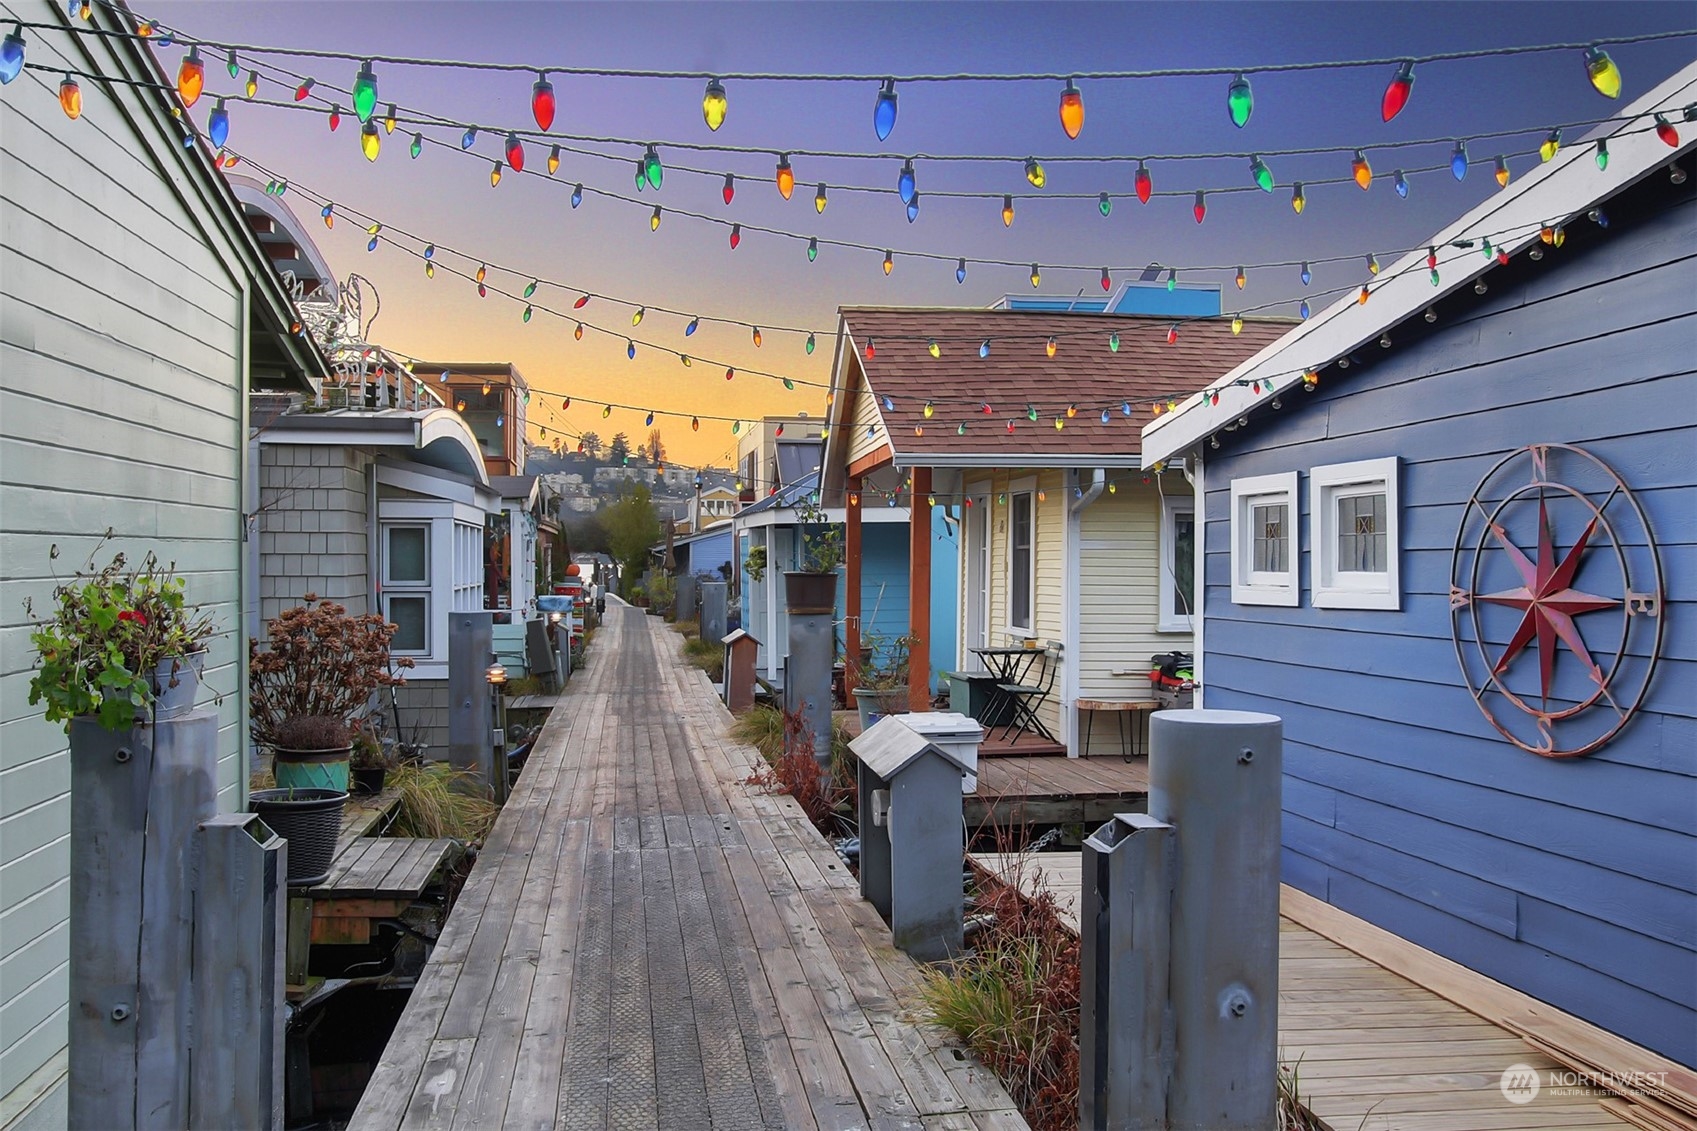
[381,523,432,657]
[1230,471,1299,607]
[1311,457,1400,611]
[1005,477,1037,637]
[382,524,430,587]
[1158,494,1196,632]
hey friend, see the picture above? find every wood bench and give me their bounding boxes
[1076,698,1160,761]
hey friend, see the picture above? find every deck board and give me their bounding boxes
[970,852,1636,1130]
[349,608,1025,1131]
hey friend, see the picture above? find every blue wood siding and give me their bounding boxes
[1200,196,1696,1062]
[681,528,734,582]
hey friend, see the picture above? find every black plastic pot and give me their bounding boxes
[249,787,347,886]
[349,765,387,796]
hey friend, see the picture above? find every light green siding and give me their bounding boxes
[0,5,253,1116]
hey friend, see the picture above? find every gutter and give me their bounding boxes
[1069,468,1106,514]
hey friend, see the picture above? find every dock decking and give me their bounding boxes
[971,852,1634,1131]
[349,607,1026,1131]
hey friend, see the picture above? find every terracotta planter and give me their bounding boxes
[783,571,839,615]
[272,743,353,794]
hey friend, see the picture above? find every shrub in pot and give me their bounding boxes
[270,713,354,793]
[854,632,919,729]
[349,725,395,796]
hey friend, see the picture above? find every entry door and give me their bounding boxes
[963,495,990,671]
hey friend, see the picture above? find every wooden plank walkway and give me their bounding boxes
[966,755,1148,830]
[307,837,460,900]
[971,853,1632,1131]
[349,606,1026,1131]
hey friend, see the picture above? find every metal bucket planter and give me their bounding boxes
[855,688,910,731]
[272,743,352,794]
[249,787,347,886]
[150,650,206,720]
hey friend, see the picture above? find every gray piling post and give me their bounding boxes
[784,601,833,771]
[68,711,217,1130]
[448,610,495,783]
[1151,709,1282,1131]
[676,574,698,621]
[1079,813,1174,1130]
[192,814,287,1130]
[700,581,727,644]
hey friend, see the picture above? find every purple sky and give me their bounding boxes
[147,1,1696,467]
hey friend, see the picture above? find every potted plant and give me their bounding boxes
[349,723,394,796]
[783,498,844,614]
[26,545,217,732]
[743,543,768,583]
[249,595,411,794]
[853,633,918,729]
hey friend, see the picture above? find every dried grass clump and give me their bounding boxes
[388,762,499,842]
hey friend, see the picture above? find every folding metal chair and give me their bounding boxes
[994,644,1061,744]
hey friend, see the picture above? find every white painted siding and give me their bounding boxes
[845,362,886,467]
[0,9,253,1115]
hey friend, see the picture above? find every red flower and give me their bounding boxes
[118,610,149,626]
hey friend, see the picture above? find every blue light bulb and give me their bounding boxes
[873,79,897,141]
[1121,401,1132,416]
[906,193,919,223]
[1300,261,1311,286]
[207,98,229,148]
[1393,170,1408,199]
[956,258,967,284]
[1299,299,1311,319]
[460,126,476,150]
[979,340,990,359]
[0,26,26,85]
[571,184,583,208]
[1450,141,1468,181]
[897,159,916,204]
[685,318,698,336]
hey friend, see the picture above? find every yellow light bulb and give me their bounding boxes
[360,122,380,161]
[883,251,894,276]
[1030,264,1041,288]
[1002,195,1015,227]
[1024,158,1046,188]
[815,183,828,214]
[1045,337,1057,358]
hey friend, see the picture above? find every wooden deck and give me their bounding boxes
[966,755,1148,830]
[349,606,1026,1131]
[972,853,1637,1131]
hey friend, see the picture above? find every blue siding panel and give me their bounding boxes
[1199,193,1697,1061]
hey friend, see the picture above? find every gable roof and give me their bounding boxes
[826,308,1288,472]
[1140,60,1697,468]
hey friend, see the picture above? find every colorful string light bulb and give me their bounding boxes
[245,70,258,98]
[775,153,794,199]
[1227,72,1253,128]
[874,79,898,141]
[1101,268,1112,291]
[410,133,422,159]
[1167,324,1178,344]
[1291,181,1305,213]
[224,48,238,80]
[1585,46,1621,99]
[649,205,661,231]
[1192,190,1206,224]
[1299,299,1310,319]
[548,145,560,175]
[1135,161,1152,204]
[1540,128,1562,162]
[294,78,314,102]
[815,183,828,213]
[1380,60,1414,122]
[1594,139,1609,170]
[1655,114,1680,147]
[531,73,556,130]
[956,258,967,284]
[1045,337,1057,358]
[729,224,741,249]
[906,193,920,223]
[1352,150,1372,190]
[722,173,735,204]
[1024,158,1046,188]
[1059,78,1083,140]
[571,183,582,207]
[1249,155,1273,192]
[643,145,663,189]
[752,327,762,348]
[1108,332,1120,352]
[505,133,524,172]
[1495,155,1510,187]
[383,104,396,133]
[490,160,502,187]
[1002,195,1015,227]
[808,237,818,262]
[1098,192,1112,217]
[1235,266,1246,290]
[898,159,916,203]
[883,250,893,275]
[702,77,726,131]
[927,339,940,358]
[58,73,80,119]
[1366,253,1379,275]
[360,118,380,160]
[1231,314,1243,335]
[208,98,230,149]
[1451,140,1468,180]
[177,46,204,107]
[631,307,644,326]
[328,105,342,132]
[460,126,477,150]
[980,340,992,358]
[352,60,377,123]
[1394,170,1408,198]
[1029,263,1041,288]
[806,333,816,354]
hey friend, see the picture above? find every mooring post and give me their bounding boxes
[699,580,727,645]
[1153,709,1282,1131]
[1079,813,1174,1130]
[676,573,698,622]
[447,610,495,783]
[68,710,218,1130]
[783,578,835,772]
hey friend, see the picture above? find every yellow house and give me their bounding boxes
[823,306,1286,754]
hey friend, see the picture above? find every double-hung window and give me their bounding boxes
[383,524,430,654]
[1229,471,1299,606]
[1311,457,1399,610]
[1007,483,1035,635]
[1158,494,1196,631]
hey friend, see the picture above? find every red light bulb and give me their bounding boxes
[722,173,735,204]
[532,74,555,131]
[1135,162,1152,205]
[1380,60,1414,123]
[729,224,741,250]
[1193,190,1206,224]
[504,133,524,172]
[1655,114,1680,148]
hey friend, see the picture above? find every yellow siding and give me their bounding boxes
[1075,482,1194,756]
[845,364,886,467]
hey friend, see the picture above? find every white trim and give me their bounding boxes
[1061,480,1080,754]
[1230,471,1299,607]
[1190,456,1206,707]
[1158,492,1197,632]
[1311,457,1400,611]
[1140,63,1697,469]
[1004,476,1037,636]
[383,524,430,586]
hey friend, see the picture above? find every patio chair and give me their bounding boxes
[994,643,1062,744]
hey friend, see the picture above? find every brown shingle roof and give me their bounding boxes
[838,307,1288,464]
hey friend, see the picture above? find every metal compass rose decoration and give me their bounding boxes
[1450,444,1664,758]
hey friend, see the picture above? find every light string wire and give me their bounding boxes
[61,8,1697,84]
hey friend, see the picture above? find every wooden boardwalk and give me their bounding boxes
[349,607,1026,1131]
[973,853,1634,1131]
[967,755,1148,830]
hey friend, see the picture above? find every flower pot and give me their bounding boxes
[249,787,348,885]
[350,765,387,796]
[272,744,353,794]
[150,650,206,720]
[783,571,839,615]
[855,687,910,730]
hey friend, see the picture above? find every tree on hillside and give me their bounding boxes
[603,484,659,595]
[566,511,610,556]
[608,432,630,465]
[647,429,666,466]
[578,431,602,458]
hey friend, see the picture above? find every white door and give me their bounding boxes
[963,495,990,671]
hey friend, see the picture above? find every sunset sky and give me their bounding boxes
[146,1,1696,468]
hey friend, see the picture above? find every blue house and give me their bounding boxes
[1142,66,1696,1065]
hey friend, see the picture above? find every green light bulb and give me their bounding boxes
[1227,73,1253,128]
[1098,192,1112,217]
[1250,155,1274,192]
[643,145,663,190]
[352,61,378,123]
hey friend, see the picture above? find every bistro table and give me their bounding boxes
[968,645,1047,731]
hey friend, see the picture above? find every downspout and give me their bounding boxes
[1180,454,1204,707]
[1061,469,1104,755]
[1069,467,1106,514]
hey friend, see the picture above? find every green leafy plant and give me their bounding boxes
[249,595,412,748]
[793,498,844,573]
[856,632,920,692]
[349,722,394,770]
[742,544,768,583]
[26,542,217,732]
